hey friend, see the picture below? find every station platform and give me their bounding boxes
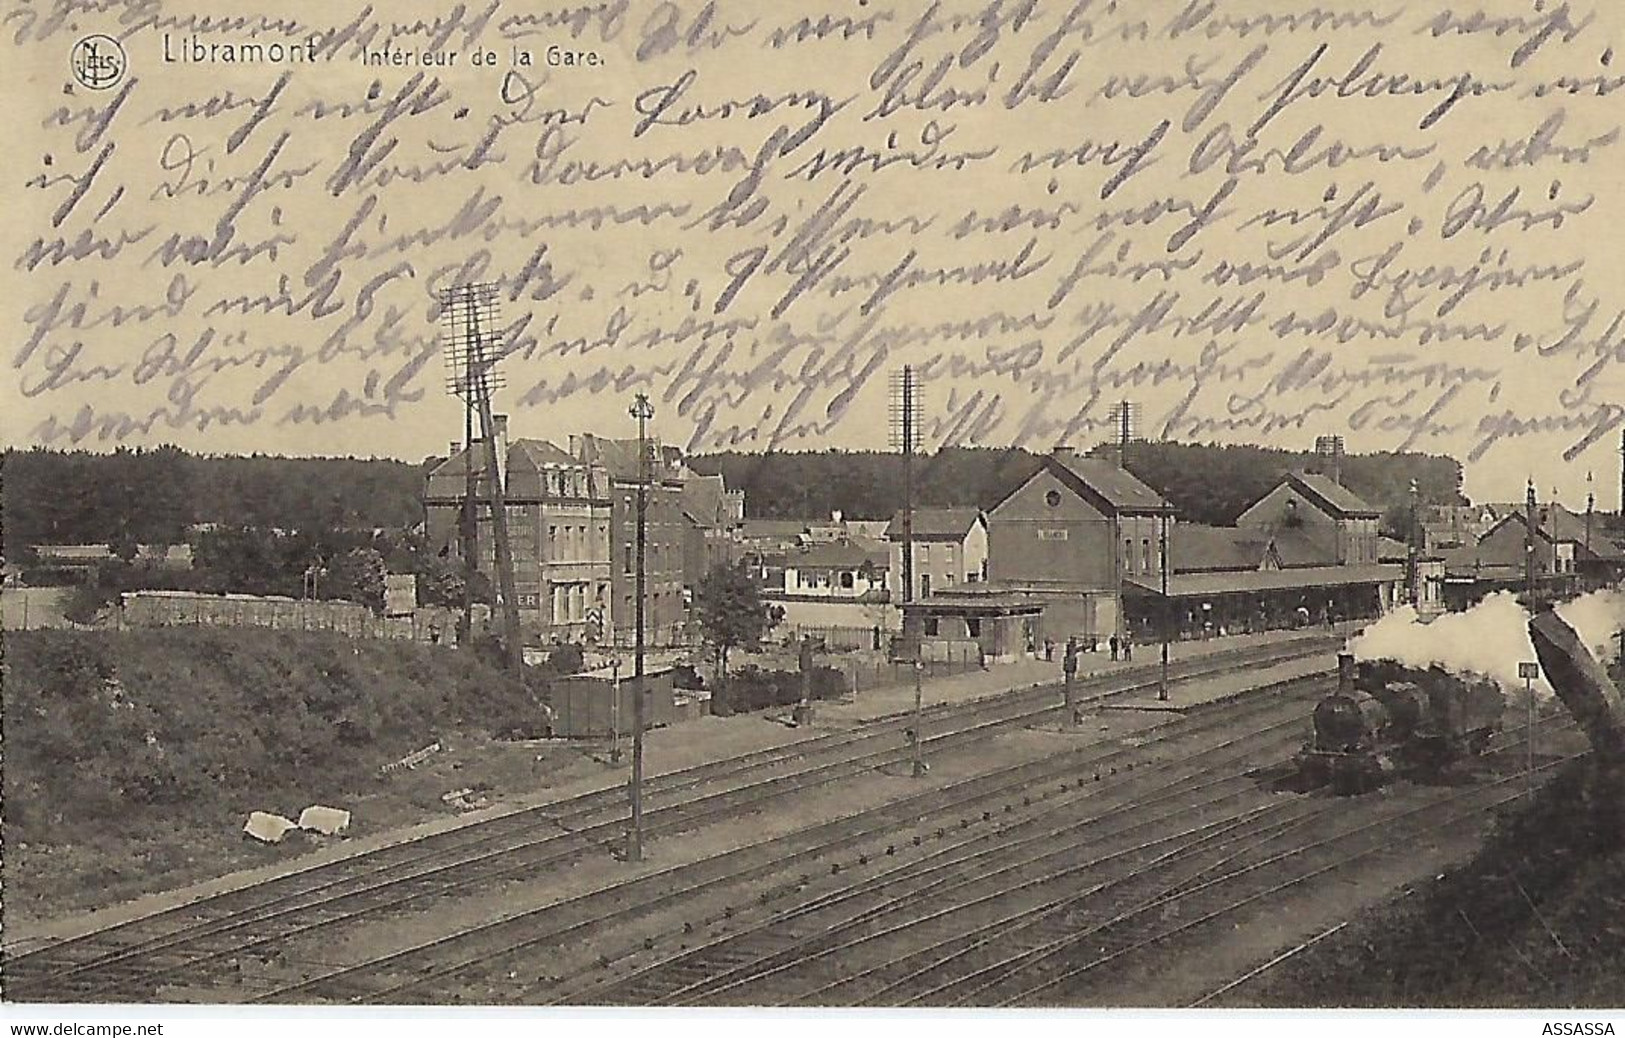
[807,628,1338,726]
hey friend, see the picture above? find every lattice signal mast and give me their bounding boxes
[440,282,523,673]
[889,365,928,778]
[1110,400,1138,460]
[889,367,925,605]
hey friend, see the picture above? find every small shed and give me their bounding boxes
[900,591,1046,663]
[550,663,680,738]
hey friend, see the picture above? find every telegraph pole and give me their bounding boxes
[1585,471,1595,588]
[440,282,521,672]
[891,367,919,608]
[1525,479,1538,604]
[628,392,655,862]
[461,371,476,643]
[1406,479,1421,608]
[1158,504,1170,701]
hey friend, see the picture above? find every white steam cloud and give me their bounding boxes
[1347,589,1625,695]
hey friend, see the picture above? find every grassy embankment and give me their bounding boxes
[2,628,551,925]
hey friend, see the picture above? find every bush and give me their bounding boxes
[537,643,585,676]
[671,663,706,691]
[723,665,849,712]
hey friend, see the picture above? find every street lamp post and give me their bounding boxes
[628,392,655,863]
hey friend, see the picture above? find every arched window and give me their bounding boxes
[1124,538,1135,573]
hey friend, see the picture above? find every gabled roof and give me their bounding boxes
[1051,454,1170,513]
[994,451,1170,516]
[1170,525,1275,573]
[787,538,889,570]
[1283,472,1381,519]
[741,519,812,542]
[426,439,595,500]
[1538,504,1625,559]
[884,508,984,541]
[1478,505,1625,561]
[1272,528,1338,568]
[681,473,727,528]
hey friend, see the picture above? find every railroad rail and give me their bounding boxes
[308,678,1336,1004]
[5,637,1334,1004]
[561,712,1577,1008]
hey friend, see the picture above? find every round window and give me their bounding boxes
[1045,489,1062,507]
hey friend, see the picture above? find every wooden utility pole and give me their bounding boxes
[1525,479,1538,605]
[1158,504,1170,701]
[628,392,655,862]
[440,282,522,673]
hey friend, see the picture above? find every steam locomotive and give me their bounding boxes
[1297,654,1506,794]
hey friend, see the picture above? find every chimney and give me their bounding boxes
[1337,653,1356,693]
[449,441,460,456]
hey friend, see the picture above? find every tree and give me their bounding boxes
[695,562,783,714]
[327,547,387,613]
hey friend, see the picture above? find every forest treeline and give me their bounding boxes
[690,443,1469,531]
[2,447,428,548]
[2,442,1469,552]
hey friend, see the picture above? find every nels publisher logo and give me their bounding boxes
[71,34,126,90]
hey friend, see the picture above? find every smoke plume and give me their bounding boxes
[1347,589,1625,695]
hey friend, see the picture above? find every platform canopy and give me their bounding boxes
[1124,564,1403,599]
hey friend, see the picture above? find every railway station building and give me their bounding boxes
[975,446,1176,647]
[1120,472,1403,641]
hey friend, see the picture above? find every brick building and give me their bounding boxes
[422,419,613,643]
[982,446,1174,643]
[884,508,989,602]
[572,433,688,647]
[1236,471,1382,565]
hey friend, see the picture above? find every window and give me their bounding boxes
[623,544,633,574]
[549,525,558,559]
[1045,489,1062,507]
[967,618,982,637]
[840,571,855,589]
[1143,539,1152,572]
[921,574,932,597]
[1124,538,1135,573]
[925,617,940,636]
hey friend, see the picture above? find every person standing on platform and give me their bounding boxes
[1122,634,1133,661]
[1109,633,1119,661]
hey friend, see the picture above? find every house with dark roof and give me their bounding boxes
[1236,471,1382,565]
[423,417,613,644]
[1442,501,1623,604]
[678,469,745,594]
[757,535,895,634]
[883,507,989,601]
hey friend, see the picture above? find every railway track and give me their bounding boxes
[564,713,1578,1008]
[261,672,1337,1003]
[3,636,1334,1004]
